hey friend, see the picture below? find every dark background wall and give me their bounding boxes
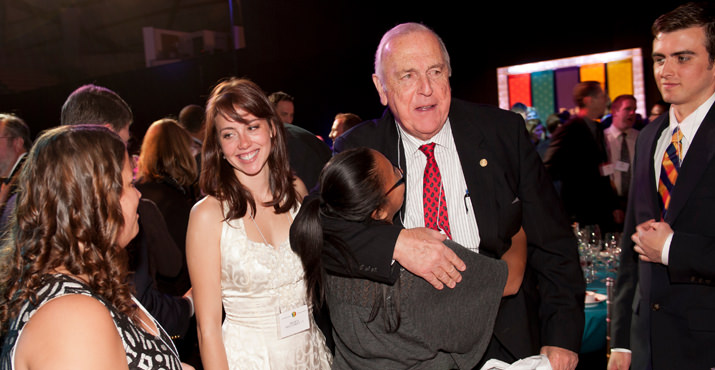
[0,1,689,151]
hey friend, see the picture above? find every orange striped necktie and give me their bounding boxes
[658,126,683,218]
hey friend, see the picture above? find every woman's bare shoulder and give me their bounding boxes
[15,294,126,369]
[191,195,224,221]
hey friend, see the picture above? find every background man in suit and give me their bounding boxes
[0,114,30,216]
[604,94,639,227]
[327,112,362,144]
[609,3,715,369]
[268,91,295,125]
[178,104,206,158]
[544,81,621,231]
[268,90,332,191]
[328,22,584,370]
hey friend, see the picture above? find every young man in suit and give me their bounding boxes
[609,3,715,369]
[327,22,584,370]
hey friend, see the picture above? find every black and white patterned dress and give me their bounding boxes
[1,274,182,370]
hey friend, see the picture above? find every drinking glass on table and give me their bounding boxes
[603,232,622,275]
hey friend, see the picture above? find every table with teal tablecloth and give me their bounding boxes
[580,275,609,354]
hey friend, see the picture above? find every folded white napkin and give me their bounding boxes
[480,354,552,370]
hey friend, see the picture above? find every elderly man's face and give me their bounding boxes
[373,31,451,141]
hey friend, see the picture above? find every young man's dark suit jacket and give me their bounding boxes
[329,98,585,361]
[611,103,715,369]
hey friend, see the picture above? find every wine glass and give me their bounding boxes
[603,232,622,275]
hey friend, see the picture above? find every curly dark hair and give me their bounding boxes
[201,77,298,220]
[0,125,134,333]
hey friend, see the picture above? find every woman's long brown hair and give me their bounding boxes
[200,77,298,220]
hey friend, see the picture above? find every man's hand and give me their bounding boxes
[540,346,578,370]
[393,228,465,289]
[632,219,672,264]
[607,351,631,370]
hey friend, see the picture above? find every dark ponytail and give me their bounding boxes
[291,196,325,308]
[291,147,386,309]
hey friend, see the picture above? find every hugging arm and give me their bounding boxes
[501,227,527,296]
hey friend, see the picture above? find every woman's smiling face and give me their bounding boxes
[215,106,274,180]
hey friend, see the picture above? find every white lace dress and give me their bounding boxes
[219,205,331,369]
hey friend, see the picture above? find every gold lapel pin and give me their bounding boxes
[480,159,488,167]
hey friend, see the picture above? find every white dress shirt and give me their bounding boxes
[654,91,715,265]
[396,119,481,252]
[604,125,638,196]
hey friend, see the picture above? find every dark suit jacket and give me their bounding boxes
[136,179,196,296]
[330,99,585,360]
[128,199,192,338]
[285,124,332,191]
[611,105,715,369]
[543,117,619,230]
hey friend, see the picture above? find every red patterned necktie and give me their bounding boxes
[419,143,451,239]
[658,126,683,218]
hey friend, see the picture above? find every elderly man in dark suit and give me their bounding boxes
[609,3,715,370]
[327,22,584,370]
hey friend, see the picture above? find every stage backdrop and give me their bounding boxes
[497,48,645,121]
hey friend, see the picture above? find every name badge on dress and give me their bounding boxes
[278,304,310,339]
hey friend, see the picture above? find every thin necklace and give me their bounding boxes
[250,213,271,246]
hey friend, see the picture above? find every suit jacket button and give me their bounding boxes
[651,303,661,311]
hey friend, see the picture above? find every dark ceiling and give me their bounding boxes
[0,0,690,142]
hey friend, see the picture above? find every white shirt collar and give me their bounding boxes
[8,152,26,177]
[396,118,454,155]
[669,91,715,142]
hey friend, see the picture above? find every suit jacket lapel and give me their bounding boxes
[450,103,496,244]
[666,104,715,223]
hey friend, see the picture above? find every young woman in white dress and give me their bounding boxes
[186,78,331,370]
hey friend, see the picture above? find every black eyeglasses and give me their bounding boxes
[385,167,405,196]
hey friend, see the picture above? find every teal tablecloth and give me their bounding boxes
[580,276,608,353]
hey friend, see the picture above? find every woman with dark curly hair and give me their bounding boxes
[0,125,186,369]
[186,78,331,369]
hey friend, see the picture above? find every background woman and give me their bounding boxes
[0,125,185,369]
[186,78,331,369]
[136,117,198,296]
[291,147,526,369]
